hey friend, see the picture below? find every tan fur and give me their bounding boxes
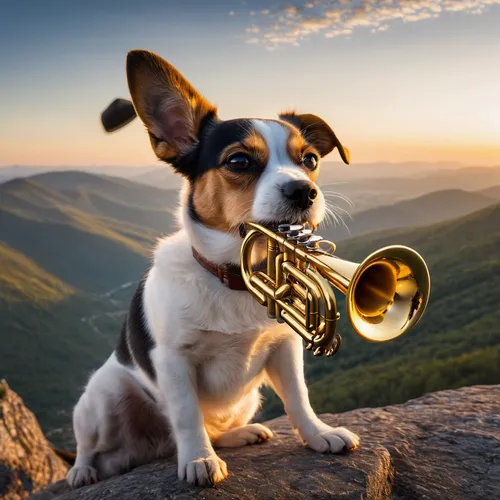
[285,128,321,183]
[279,111,350,163]
[127,50,217,161]
[192,167,256,231]
[191,128,269,231]
[240,129,269,166]
[190,124,323,231]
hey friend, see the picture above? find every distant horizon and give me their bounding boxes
[2,160,500,170]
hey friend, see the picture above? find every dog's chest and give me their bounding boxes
[186,328,280,403]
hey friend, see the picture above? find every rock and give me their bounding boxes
[0,380,68,500]
[30,385,499,500]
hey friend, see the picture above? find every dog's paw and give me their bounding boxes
[66,465,99,488]
[178,454,228,487]
[301,423,360,454]
[215,423,274,448]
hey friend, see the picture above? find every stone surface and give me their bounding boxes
[30,385,500,500]
[0,380,68,500]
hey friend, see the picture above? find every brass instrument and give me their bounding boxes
[240,223,430,356]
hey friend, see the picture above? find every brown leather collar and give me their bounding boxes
[192,247,248,291]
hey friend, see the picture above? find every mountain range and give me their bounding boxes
[320,188,498,241]
[0,168,499,445]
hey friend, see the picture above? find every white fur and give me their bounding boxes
[67,120,359,489]
[251,120,326,227]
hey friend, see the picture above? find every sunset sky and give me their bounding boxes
[1,0,499,167]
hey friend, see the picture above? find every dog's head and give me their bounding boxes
[110,51,349,227]
[105,50,349,259]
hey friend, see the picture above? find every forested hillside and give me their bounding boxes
[0,173,174,432]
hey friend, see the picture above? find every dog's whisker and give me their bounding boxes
[324,206,340,227]
[323,200,351,233]
[331,208,351,232]
[323,195,353,220]
[230,200,252,215]
[324,211,336,229]
[322,192,354,208]
[332,206,352,219]
[322,191,353,203]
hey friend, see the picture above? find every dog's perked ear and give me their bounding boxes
[126,50,218,169]
[279,112,350,165]
[101,98,137,133]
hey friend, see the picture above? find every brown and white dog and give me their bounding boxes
[67,50,358,489]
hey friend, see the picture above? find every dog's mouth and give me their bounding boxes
[239,218,317,238]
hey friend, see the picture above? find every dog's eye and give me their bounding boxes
[302,153,318,170]
[227,153,251,170]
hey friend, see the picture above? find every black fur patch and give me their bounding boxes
[115,322,133,366]
[116,279,157,381]
[187,188,202,223]
[172,118,254,182]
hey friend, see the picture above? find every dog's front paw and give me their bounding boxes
[66,465,98,488]
[178,454,228,487]
[215,423,274,448]
[301,422,359,454]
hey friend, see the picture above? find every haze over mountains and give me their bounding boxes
[321,188,498,241]
[480,185,500,200]
[0,165,499,445]
[0,165,156,184]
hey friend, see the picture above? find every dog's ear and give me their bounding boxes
[101,98,137,133]
[279,112,350,164]
[127,50,218,166]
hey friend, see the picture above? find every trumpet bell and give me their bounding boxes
[344,246,430,342]
[240,222,431,356]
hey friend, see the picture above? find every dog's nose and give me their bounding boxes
[283,180,318,210]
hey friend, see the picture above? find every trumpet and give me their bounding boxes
[240,223,431,357]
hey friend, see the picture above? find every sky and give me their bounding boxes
[1,0,499,168]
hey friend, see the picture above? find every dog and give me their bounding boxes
[66,49,358,489]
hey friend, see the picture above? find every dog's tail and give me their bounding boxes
[101,98,137,133]
[52,446,76,465]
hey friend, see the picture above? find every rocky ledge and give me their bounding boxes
[2,383,499,500]
[0,380,68,500]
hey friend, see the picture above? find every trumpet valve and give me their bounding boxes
[275,283,291,300]
[306,235,336,253]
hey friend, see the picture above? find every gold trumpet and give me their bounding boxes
[240,223,431,357]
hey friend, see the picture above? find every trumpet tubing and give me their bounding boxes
[240,223,431,357]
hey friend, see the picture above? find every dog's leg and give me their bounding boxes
[265,334,359,453]
[152,345,228,486]
[66,394,99,488]
[213,390,273,448]
[214,423,273,448]
[67,447,98,488]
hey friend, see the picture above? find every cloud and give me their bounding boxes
[246,24,260,33]
[240,0,500,49]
